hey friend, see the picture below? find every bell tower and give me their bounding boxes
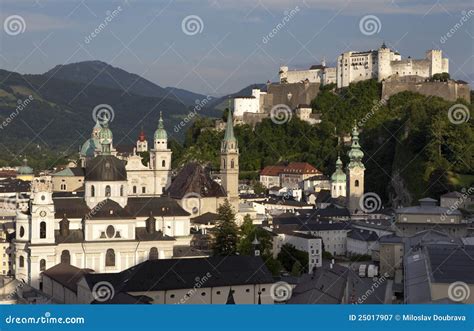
[150,112,172,195]
[346,125,365,214]
[220,109,239,202]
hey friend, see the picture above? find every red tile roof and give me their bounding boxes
[282,162,320,174]
[260,165,286,176]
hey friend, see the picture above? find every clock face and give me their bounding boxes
[39,210,47,218]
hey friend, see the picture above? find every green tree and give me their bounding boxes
[252,181,266,194]
[212,199,239,256]
[291,261,303,276]
[277,244,309,273]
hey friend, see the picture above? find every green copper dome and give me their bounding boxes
[80,138,99,157]
[331,156,346,182]
[154,112,168,140]
[17,159,33,175]
[347,125,365,169]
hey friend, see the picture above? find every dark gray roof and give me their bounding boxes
[191,212,219,225]
[85,155,127,181]
[126,197,190,217]
[84,256,274,292]
[42,263,93,293]
[427,244,474,284]
[135,228,174,241]
[347,229,378,242]
[53,196,190,219]
[92,292,152,304]
[0,178,30,193]
[54,198,91,218]
[167,163,226,199]
[288,263,349,304]
[379,234,403,244]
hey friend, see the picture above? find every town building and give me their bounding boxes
[394,197,468,237]
[71,256,276,304]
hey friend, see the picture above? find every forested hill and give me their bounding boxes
[174,80,473,205]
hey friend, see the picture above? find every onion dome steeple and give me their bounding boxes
[347,124,365,169]
[331,155,346,182]
[154,112,168,141]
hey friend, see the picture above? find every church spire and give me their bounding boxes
[347,124,365,169]
[154,111,168,141]
[224,107,235,142]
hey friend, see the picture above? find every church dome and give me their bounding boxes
[17,159,33,175]
[85,155,127,181]
[154,112,167,140]
[331,157,346,182]
[80,138,99,157]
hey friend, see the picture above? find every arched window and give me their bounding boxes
[19,256,24,268]
[142,187,146,194]
[105,249,115,267]
[91,185,95,197]
[120,185,124,197]
[105,185,111,197]
[231,159,235,169]
[61,250,70,264]
[223,159,226,169]
[133,186,137,194]
[355,180,359,187]
[40,222,46,239]
[149,247,158,260]
[40,259,46,271]
[162,160,166,168]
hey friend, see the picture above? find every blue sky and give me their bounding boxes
[0,0,473,95]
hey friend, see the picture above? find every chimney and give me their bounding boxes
[146,213,156,234]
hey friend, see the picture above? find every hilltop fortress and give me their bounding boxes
[231,43,469,126]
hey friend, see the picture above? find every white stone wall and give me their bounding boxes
[337,48,449,88]
[331,181,346,198]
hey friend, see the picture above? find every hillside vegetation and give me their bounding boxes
[176,80,473,205]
